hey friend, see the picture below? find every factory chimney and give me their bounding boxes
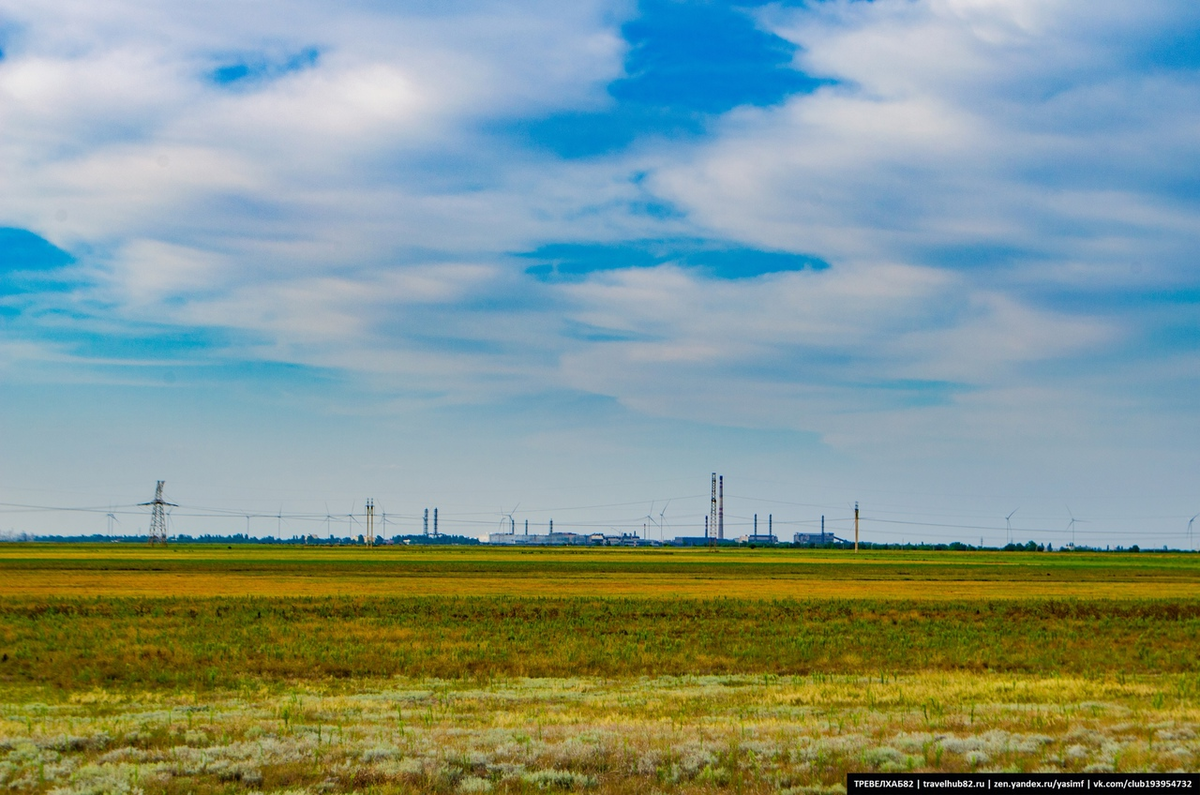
[718,475,724,540]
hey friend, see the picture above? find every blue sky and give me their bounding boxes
[1,0,1199,547]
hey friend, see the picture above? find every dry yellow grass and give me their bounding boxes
[4,568,1200,599]
[0,543,1196,599]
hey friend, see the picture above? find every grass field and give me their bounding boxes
[0,544,1197,600]
[0,545,1196,792]
[1,674,1198,794]
[2,597,1199,689]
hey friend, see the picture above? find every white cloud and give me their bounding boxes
[550,260,1114,443]
[0,0,630,243]
[1,0,1198,471]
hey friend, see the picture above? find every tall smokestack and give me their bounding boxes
[709,473,717,542]
[718,475,724,540]
[434,507,438,536]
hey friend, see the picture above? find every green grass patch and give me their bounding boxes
[0,597,1196,690]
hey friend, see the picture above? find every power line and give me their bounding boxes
[1,495,1196,545]
[138,481,175,546]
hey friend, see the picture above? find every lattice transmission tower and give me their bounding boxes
[141,480,176,546]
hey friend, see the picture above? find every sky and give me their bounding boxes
[1,0,1199,548]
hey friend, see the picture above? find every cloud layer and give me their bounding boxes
[1,0,1199,541]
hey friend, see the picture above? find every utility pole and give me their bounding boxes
[140,481,176,546]
[854,501,860,552]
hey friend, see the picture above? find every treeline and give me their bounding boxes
[0,533,480,545]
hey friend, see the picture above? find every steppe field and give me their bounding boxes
[0,544,1197,794]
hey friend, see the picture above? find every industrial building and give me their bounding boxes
[739,513,777,544]
[487,532,588,546]
[486,531,654,546]
[793,531,848,546]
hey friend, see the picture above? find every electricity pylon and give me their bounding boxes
[140,481,176,546]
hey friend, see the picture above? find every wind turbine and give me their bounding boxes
[1188,514,1198,551]
[1005,509,1019,545]
[106,511,120,536]
[659,500,670,542]
[499,504,519,535]
[324,503,333,537]
[643,501,660,541]
[1065,507,1086,548]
